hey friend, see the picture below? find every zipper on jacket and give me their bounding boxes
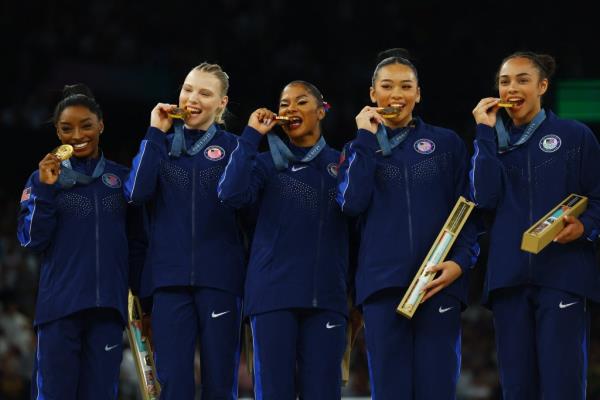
[191,165,196,285]
[94,189,100,306]
[312,171,326,307]
[527,151,533,280]
[403,165,414,255]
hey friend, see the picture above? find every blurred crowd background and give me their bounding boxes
[2,1,599,398]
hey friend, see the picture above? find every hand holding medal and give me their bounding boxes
[472,97,503,127]
[39,145,74,185]
[151,103,182,133]
[248,108,278,135]
[355,106,386,134]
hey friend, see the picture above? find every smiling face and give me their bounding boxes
[278,83,325,146]
[370,63,420,129]
[56,105,103,159]
[179,69,228,130]
[498,56,548,126]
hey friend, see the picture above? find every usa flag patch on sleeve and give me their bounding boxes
[20,187,31,203]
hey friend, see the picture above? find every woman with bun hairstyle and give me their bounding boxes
[124,63,246,399]
[218,80,349,399]
[336,49,478,399]
[470,51,600,399]
[17,84,146,399]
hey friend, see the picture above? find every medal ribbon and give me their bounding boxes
[267,134,326,171]
[169,121,218,157]
[58,154,106,189]
[495,109,546,153]
[375,124,412,156]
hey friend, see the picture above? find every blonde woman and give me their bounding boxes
[125,63,246,399]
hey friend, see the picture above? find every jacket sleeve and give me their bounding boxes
[336,129,379,216]
[124,127,168,204]
[469,124,504,209]
[217,126,269,208]
[17,172,59,252]
[448,134,480,272]
[126,201,148,296]
[577,125,600,242]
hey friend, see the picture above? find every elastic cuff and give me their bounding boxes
[448,253,471,273]
[355,129,380,152]
[240,126,264,149]
[580,216,600,242]
[475,124,497,143]
[32,175,59,199]
[144,126,168,147]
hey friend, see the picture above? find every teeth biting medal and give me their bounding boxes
[168,107,191,119]
[377,104,402,118]
[276,116,301,125]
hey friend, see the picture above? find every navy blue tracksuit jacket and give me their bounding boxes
[17,157,146,326]
[124,126,246,296]
[217,126,349,317]
[337,118,479,305]
[470,109,600,302]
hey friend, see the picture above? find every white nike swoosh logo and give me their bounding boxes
[325,322,341,329]
[438,306,453,314]
[559,301,578,309]
[104,344,119,351]
[291,165,308,172]
[211,310,231,318]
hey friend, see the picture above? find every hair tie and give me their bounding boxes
[323,101,331,113]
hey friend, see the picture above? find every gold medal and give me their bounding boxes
[167,107,190,120]
[52,144,74,161]
[377,105,402,119]
[498,102,516,108]
[275,116,302,126]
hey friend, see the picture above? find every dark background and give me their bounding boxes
[1,1,599,398]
